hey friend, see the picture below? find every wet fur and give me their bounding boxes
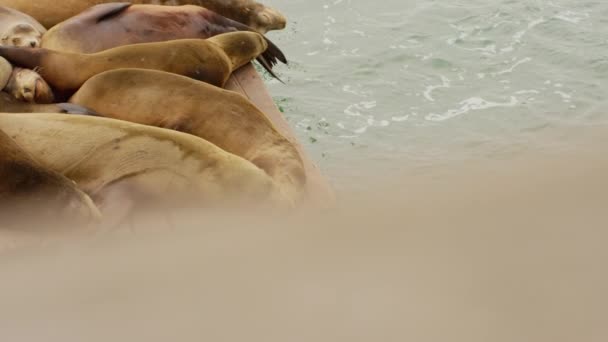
[0,113,288,210]
[42,3,286,81]
[69,69,305,201]
[0,32,267,92]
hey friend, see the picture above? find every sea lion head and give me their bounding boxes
[5,67,54,103]
[253,6,287,33]
[208,31,268,70]
[1,23,42,48]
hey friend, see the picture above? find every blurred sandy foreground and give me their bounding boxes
[0,125,607,342]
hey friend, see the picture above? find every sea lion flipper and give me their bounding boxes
[263,37,287,65]
[79,2,132,24]
[207,13,287,66]
[256,56,285,84]
[57,103,100,116]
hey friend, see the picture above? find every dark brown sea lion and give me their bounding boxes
[41,3,286,72]
[0,113,289,212]
[0,0,286,33]
[0,125,101,225]
[0,91,97,115]
[0,31,271,93]
[69,68,305,202]
[0,5,46,48]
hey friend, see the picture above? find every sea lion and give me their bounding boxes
[0,31,272,93]
[0,113,289,212]
[0,56,11,89]
[0,5,46,48]
[0,0,286,33]
[70,69,306,202]
[0,126,101,225]
[4,67,54,103]
[0,58,54,103]
[0,91,97,115]
[41,3,286,72]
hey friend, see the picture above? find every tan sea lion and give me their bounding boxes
[0,56,11,89]
[0,5,46,48]
[70,68,305,201]
[5,67,54,103]
[0,91,97,114]
[0,126,101,225]
[0,113,289,212]
[0,0,286,33]
[41,3,286,72]
[0,32,271,93]
[0,57,54,103]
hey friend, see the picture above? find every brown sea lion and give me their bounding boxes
[0,5,46,48]
[41,3,286,72]
[4,67,54,103]
[0,31,271,93]
[0,0,286,33]
[0,126,101,225]
[0,113,288,211]
[0,91,97,115]
[70,69,306,202]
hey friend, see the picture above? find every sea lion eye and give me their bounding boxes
[23,87,31,93]
[12,38,21,45]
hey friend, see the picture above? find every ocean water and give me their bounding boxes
[263,0,608,191]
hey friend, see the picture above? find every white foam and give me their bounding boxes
[492,57,532,76]
[514,89,540,95]
[426,96,518,122]
[554,91,572,102]
[423,75,451,102]
[554,11,590,24]
[391,114,411,122]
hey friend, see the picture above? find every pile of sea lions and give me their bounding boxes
[0,0,306,226]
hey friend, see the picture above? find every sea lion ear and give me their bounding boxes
[84,2,132,23]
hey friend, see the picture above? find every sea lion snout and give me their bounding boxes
[255,7,287,33]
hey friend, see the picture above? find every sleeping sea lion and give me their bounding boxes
[0,57,54,103]
[0,5,46,48]
[0,56,11,89]
[70,68,306,202]
[0,113,289,211]
[41,3,286,73]
[0,31,271,93]
[0,91,97,115]
[0,0,286,33]
[5,67,54,103]
[0,126,101,225]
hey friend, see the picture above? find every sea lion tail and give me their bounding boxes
[57,103,100,116]
[256,55,285,84]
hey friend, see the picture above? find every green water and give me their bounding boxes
[263,0,608,191]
